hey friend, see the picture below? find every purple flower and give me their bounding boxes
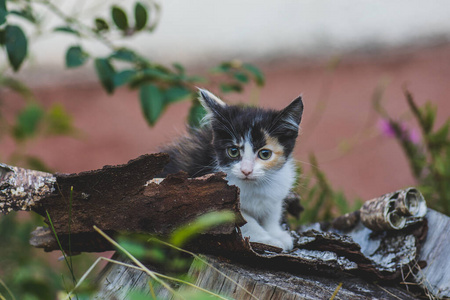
[378,119,396,138]
[408,128,421,144]
[377,119,421,144]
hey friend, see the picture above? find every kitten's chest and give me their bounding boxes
[232,159,296,211]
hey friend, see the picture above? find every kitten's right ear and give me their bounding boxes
[198,88,227,115]
[277,95,304,131]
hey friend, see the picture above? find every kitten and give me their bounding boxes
[161,89,303,251]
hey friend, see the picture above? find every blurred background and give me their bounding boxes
[1,1,450,298]
[2,0,449,200]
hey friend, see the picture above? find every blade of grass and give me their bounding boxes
[93,226,181,299]
[148,280,157,300]
[68,186,74,279]
[0,278,16,300]
[149,238,258,300]
[46,210,77,286]
[330,282,342,300]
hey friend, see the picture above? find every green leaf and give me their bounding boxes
[109,48,138,62]
[13,103,44,140]
[54,26,80,36]
[94,58,116,94]
[0,29,5,45]
[65,45,89,68]
[111,6,129,31]
[118,240,146,259]
[165,86,191,104]
[5,25,28,71]
[139,84,164,126]
[211,62,232,73]
[128,290,151,300]
[142,68,173,81]
[113,69,137,87]
[220,82,242,93]
[170,211,235,247]
[94,18,109,32]
[172,62,185,75]
[25,156,52,173]
[429,120,449,148]
[186,75,206,83]
[0,0,6,26]
[421,102,436,134]
[134,2,148,30]
[45,103,75,136]
[233,71,249,83]
[188,100,207,128]
[0,76,34,101]
[9,7,36,24]
[243,63,265,86]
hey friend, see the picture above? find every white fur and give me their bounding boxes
[220,154,296,251]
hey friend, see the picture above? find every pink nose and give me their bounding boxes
[241,169,252,176]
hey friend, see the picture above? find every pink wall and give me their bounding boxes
[2,44,449,202]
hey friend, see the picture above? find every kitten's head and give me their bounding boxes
[198,89,303,184]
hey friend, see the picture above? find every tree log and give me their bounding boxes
[94,255,419,300]
[1,155,448,298]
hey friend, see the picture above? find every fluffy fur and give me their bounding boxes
[160,89,303,251]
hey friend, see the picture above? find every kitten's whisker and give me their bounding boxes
[295,159,319,169]
[189,160,219,177]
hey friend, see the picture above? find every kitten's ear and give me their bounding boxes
[278,95,304,131]
[198,88,227,115]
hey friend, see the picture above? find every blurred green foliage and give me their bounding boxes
[0,213,98,300]
[293,155,363,225]
[375,89,450,215]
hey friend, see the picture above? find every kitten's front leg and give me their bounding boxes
[263,212,294,251]
[239,211,286,250]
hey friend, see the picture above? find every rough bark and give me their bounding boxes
[0,163,55,213]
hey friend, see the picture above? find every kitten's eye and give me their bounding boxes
[258,149,272,160]
[227,147,240,158]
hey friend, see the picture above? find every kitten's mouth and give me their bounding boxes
[242,176,256,181]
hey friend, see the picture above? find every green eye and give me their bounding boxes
[227,147,240,158]
[258,149,272,160]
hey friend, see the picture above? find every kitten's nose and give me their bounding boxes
[241,169,252,176]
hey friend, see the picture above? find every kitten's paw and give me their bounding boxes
[276,231,294,251]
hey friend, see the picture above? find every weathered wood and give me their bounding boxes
[0,154,238,253]
[94,255,420,300]
[31,173,242,252]
[302,208,450,298]
[0,163,55,214]
[2,157,447,298]
[412,209,450,298]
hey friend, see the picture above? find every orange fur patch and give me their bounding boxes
[260,133,286,170]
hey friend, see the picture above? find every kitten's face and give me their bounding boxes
[199,90,303,184]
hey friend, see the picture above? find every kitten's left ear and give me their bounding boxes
[197,88,227,115]
[279,95,304,130]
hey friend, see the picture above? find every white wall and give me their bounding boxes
[18,0,450,68]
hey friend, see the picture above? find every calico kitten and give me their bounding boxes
[161,89,303,251]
